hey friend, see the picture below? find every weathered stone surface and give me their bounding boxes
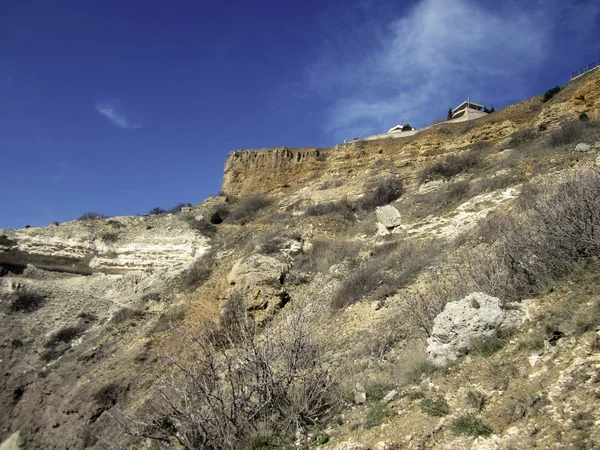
[335,443,367,450]
[427,293,508,367]
[575,143,592,152]
[382,390,398,403]
[0,215,209,275]
[375,205,402,228]
[227,254,289,314]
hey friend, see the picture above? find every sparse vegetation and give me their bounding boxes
[178,251,217,292]
[210,205,230,224]
[466,390,487,411]
[100,231,120,243]
[9,291,46,313]
[451,414,494,437]
[123,308,336,449]
[94,383,126,409]
[45,325,85,348]
[506,126,537,148]
[306,201,354,220]
[548,120,596,147]
[469,330,512,357]
[356,176,404,210]
[111,307,144,324]
[149,207,167,215]
[420,396,450,417]
[419,150,480,184]
[78,212,108,220]
[228,195,273,223]
[364,402,387,429]
[182,215,217,236]
[542,85,561,102]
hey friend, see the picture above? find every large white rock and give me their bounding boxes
[375,205,402,228]
[427,292,507,367]
[575,143,592,152]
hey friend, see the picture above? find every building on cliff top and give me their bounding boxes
[451,100,488,120]
[387,124,415,133]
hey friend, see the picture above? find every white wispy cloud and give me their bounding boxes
[95,99,142,130]
[305,0,599,140]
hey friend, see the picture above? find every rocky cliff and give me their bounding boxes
[0,214,209,275]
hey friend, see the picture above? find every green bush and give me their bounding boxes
[149,207,166,215]
[311,433,330,445]
[451,414,494,437]
[542,86,561,102]
[364,402,387,429]
[420,396,450,417]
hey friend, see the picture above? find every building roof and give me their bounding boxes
[452,100,484,114]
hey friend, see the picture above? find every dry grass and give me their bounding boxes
[419,150,480,184]
[228,195,273,224]
[356,176,404,210]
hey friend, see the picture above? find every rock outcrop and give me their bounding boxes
[0,215,209,275]
[375,205,402,228]
[222,147,327,196]
[427,292,513,366]
[226,254,290,320]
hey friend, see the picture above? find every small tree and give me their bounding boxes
[447,107,453,121]
[401,124,413,131]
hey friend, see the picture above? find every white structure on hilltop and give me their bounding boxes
[451,100,488,120]
[388,124,415,133]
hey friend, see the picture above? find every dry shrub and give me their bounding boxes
[548,120,596,147]
[120,308,336,449]
[306,201,354,220]
[331,240,440,310]
[100,231,120,243]
[228,195,273,224]
[506,127,537,148]
[470,174,517,196]
[183,215,217,236]
[9,291,46,313]
[251,229,286,255]
[295,239,360,273]
[111,307,145,324]
[356,176,404,210]
[419,150,480,184]
[179,250,217,292]
[403,164,600,335]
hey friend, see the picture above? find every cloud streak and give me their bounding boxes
[95,99,142,130]
[305,0,599,140]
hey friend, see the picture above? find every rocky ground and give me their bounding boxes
[1,69,600,449]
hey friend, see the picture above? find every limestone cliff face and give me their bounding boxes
[222,147,327,196]
[0,214,209,275]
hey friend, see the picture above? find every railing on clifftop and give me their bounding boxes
[571,59,600,80]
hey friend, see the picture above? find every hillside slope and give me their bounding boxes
[1,69,600,449]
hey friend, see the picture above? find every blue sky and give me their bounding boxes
[1,0,599,229]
